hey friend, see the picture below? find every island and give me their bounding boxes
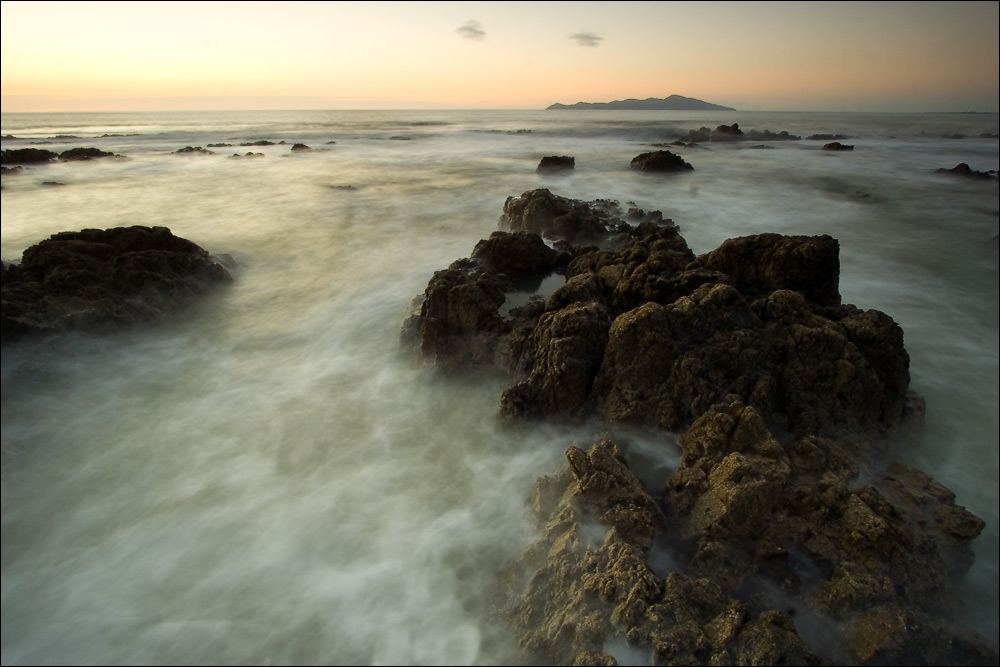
[547,94,736,111]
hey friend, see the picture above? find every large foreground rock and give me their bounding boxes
[407,189,914,440]
[495,418,993,665]
[1,226,232,343]
[404,189,993,664]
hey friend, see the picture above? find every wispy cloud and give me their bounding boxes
[457,20,485,41]
[569,32,603,47]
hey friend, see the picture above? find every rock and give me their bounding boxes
[239,140,275,146]
[1,148,58,164]
[174,146,215,155]
[498,188,626,242]
[822,142,854,151]
[496,440,827,666]
[744,129,801,141]
[629,150,693,173]
[693,233,841,307]
[58,147,117,161]
[207,143,233,148]
[935,163,997,180]
[406,190,994,665]
[537,155,575,170]
[1,226,232,344]
[290,143,312,152]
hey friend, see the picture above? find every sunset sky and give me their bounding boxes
[2,1,997,113]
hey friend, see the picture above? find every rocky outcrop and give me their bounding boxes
[537,156,575,170]
[1,226,232,344]
[823,142,854,151]
[174,146,215,155]
[1,148,58,164]
[403,189,994,665]
[497,188,629,242]
[629,150,693,173]
[935,163,997,180]
[291,143,312,152]
[58,147,118,161]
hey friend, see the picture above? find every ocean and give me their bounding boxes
[1,109,997,665]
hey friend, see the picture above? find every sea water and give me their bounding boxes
[1,109,997,664]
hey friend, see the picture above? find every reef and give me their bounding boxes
[402,189,995,665]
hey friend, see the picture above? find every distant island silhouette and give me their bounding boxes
[547,94,735,111]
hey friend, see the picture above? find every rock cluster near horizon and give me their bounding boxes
[401,188,994,665]
[1,226,232,344]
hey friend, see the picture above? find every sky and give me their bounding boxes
[2,1,998,113]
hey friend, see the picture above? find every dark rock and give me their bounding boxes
[822,142,854,151]
[230,152,264,158]
[1,226,232,343]
[41,181,66,187]
[935,163,997,180]
[291,143,312,152]
[537,155,575,170]
[694,233,841,307]
[405,190,993,665]
[629,150,693,173]
[174,146,215,155]
[58,147,117,161]
[470,230,564,281]
[1,134,17,141]
[207,143,233,148]
[744,129,801,141]
[239,140,275,146]
[498,188,625,242]
[1,148,58,164]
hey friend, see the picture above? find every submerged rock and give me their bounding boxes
[1,226,232,344]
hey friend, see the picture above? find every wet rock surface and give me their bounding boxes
[629,150,694,173]
[538,156,575,170]
[1,226,232,344]
[403,189,995,665]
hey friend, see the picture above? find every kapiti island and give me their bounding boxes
[547,93,735,111]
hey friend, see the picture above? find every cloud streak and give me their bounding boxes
[457,21,485,41]
[570,32,603,47]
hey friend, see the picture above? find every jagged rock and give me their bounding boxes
[1,148,58,164]
[470,230,565,282]
[628,150,693,173]
[405,190,993,665]
[693,233,841,307]
[497,440,827,666]
[935,163,997,180]
[538,156,575,170]
[499,189,626,242]
[1,226,232,343]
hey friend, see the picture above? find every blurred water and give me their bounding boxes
[2,109,998,664]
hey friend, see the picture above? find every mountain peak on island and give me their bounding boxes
[547,94,735,111]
